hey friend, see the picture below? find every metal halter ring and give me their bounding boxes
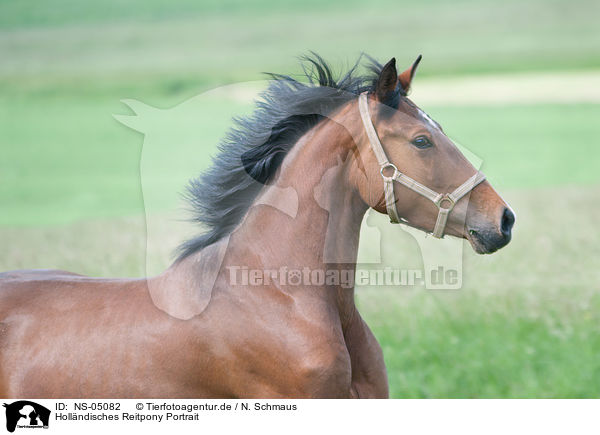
[380,163,399,180]
[435,194,455,211]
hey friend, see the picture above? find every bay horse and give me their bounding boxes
[0,55,514,398]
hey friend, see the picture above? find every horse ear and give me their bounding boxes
[375,58,399,103]
[398,55,422,93]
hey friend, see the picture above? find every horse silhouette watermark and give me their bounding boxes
[3,401,50,433]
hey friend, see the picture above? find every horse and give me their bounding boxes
[0,54,514,398]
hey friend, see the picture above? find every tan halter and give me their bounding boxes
[358,92,486,238]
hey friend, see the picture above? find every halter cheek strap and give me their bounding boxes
[358,92,486,238]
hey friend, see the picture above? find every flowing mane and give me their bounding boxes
[177,53,406,260]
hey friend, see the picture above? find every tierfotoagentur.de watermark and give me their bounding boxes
[226,266,459,289]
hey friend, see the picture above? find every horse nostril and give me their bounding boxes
[501,208,515,237]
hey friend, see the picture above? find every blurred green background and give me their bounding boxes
[1,0,599,397]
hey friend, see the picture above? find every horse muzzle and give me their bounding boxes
[467,207,515,254]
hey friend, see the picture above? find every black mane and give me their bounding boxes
[177,53,400,260]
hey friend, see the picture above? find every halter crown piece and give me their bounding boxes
[358,92,486,238]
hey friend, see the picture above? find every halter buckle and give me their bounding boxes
[380,163,399,181]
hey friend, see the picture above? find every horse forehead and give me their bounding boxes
[398,99,438,130]
[417,108,438,129]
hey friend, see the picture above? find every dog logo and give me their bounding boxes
[3,401,50,433]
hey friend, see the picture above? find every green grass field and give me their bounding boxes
[1,0,600,398]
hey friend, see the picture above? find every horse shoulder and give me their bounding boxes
[231,290,353,398]
[291,329,353,398]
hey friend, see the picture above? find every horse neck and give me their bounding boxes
[232,105,368,323]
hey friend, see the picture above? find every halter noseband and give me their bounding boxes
[358,92,486,238]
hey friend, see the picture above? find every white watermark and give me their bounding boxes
[227,266,459,289]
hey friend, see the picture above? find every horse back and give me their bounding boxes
[0,269,145,318]
[0,269,84,281]
[0,269,82,302]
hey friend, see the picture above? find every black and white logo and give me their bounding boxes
[3,401,50,433]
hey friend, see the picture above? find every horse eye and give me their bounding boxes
[411,136,432,149]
